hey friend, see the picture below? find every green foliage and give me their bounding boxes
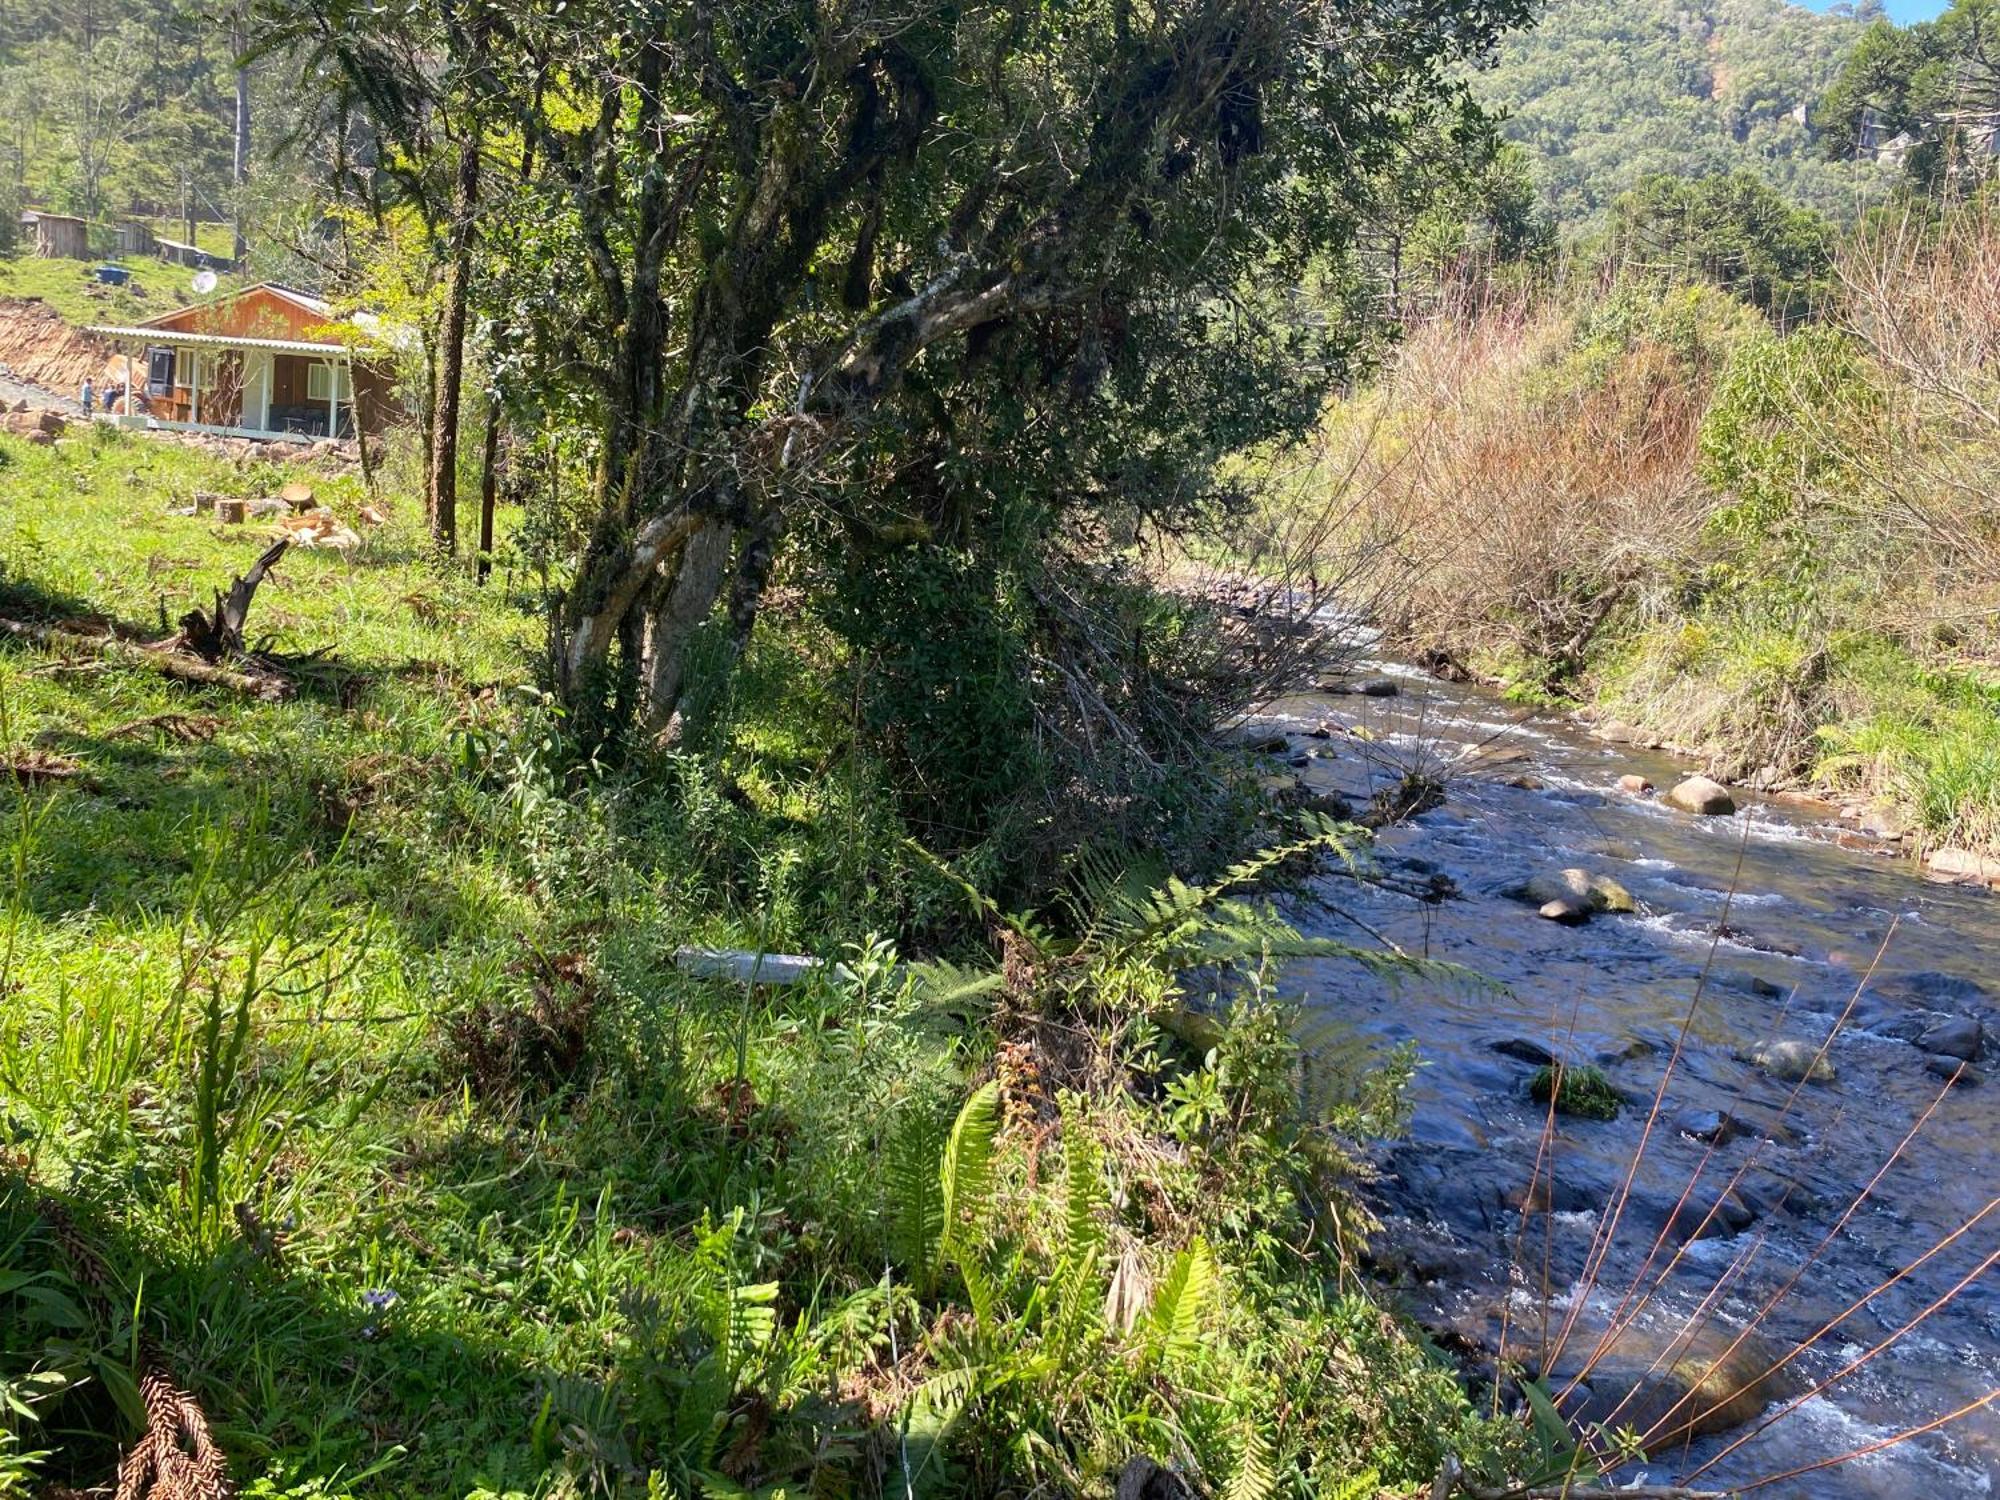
[1605,171,1836,324]
[1819,1,2000,192]
[0,434,1540,1498]
[1529,1064,1622,1121]
[1475,0,1891,228]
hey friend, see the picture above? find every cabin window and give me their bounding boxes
[174,347,195,387]
[306,361,350,403]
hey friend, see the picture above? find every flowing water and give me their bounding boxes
[1256,655,1999,1497]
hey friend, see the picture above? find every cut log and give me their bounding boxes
[0,617,293,700]
[216,498,247,525]
[178,539,287,662]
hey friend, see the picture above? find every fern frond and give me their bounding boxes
[938,1081,1002,1258]
[1225,1421,1277,1500]
[902,960,1007,1012]
[726,1280,778,1365]
[888,1106,948,1292]
[1062,1123,1108,1262]
[1150,1237,1218,1360]
[902,1365,977,1493]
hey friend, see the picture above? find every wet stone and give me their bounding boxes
[1491,1037,1557,1067]
[1540,898,1590,926]
[1926,1055,1984,1087]
[1742,1039,1836,1084]
[1355,677,1401,698]
[1676,1108,1750,1145]
[1665,775,1737,816]
[1919,1016,1983,1062]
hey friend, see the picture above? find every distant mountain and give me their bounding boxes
[1476,0,1897,226]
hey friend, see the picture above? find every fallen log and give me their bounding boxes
[674,946,826,986]
[0,618,295,700]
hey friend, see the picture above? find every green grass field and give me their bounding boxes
[0,252,243,326]
[0,426,1521,1500]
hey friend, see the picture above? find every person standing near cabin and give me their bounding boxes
[79,377,94,416]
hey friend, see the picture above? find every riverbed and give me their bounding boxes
[1255,659,1998,1498]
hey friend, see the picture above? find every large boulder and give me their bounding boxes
[1617,773,1654,795]
[1665,775,1736,816]
[1516,867,1636,915]
[1561,1320,1795,1442]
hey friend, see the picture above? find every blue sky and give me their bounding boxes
[1799,0,1947,19]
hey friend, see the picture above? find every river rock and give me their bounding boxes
[1665,775,1736,816]
[1926,847,2000,886]
[1676,1108,1750,1146]
[1859,803,1911,841]
[1517,867,1636,915]
[1918,1016,1983,1062]
[1617,773,1654,795]
[1926,1054,1983,1086]
[1355,677,1400,698]
[1878,971,1990,1007]
[1508,773,1545,790]
[1238,730,1289,754]
[1595,719,1638,744]
[1742,1039,1836,1084]
[1667,1186,1759,1242]
[1491,1037,1557,1066]
[1561,1321,1795,1442]
[1723,971,1787,1001]
[1540,898,1590,926]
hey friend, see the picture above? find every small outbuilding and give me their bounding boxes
[22,210,88,260]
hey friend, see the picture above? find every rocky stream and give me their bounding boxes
[1249,652,1999,1497]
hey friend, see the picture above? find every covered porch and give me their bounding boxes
[82,326,366,443]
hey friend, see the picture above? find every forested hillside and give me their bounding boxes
[0,0,248,246]
[1476,0,1893,225]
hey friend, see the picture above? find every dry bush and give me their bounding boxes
[1832,206,2000,651]
[1307,292,1735,689]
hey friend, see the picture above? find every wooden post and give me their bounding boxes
[123,353,132,419]
[189,347,201,426]
[327,361,339,439]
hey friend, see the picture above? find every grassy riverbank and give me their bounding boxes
[1309,209,2000,865]
[0,427,1534,1498]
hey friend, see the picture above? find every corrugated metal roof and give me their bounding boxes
[85,324,354,357]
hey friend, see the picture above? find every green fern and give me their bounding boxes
[1225,1420,1276,1500]
[888,1105,948,1293]
[1061,1117,1108,1262]
[901,960,1008,1012]
[938,1081,1002,1259]
[1149,1237,1218,1360]
[901,1364,978,1494]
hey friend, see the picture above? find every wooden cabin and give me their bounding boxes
[22,211,88,259]
[86,283,396,443]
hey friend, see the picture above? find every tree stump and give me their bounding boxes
[215,498,247,525]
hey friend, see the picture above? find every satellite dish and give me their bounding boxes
[191,269,218,295]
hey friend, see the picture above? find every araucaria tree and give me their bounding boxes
[279,0,1528,743]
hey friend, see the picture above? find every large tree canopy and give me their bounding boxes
[271,0,1530,760]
